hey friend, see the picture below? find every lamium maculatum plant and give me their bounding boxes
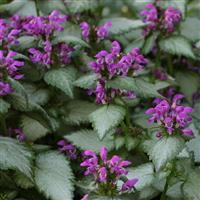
[0,0,200,200]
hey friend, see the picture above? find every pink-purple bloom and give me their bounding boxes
[81,194,88,200]
[146,94,193,137]
[23,10,66,38]
[121,179,138,192]
[0,19,21,48]
[0,82,12,96]
[80,21,112,41]
[88,41,147,104]
[140,3,158,35]
[140,3,182,35]
[57,139,77,160]
[96,22,112,40]
[9,128,26,142]
[164,6,182,33]
[80,22,90,41]
[153,68,168,80]
[80,146,138,193]
[0,50,24,80]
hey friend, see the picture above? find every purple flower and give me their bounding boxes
[100,146,107,163]
[81,194,88,200]
[9,128,26,142]
[80,146,137,193]
[23,10,66,38]
[164,6,182,32]
[57,139,77,160]
[140,3,158,35]
[121,179,138,191]
[96,21,112,40]
[58,43,73,64]
[153,68,168,80]
[14,128,26,142]
[146,94,193,136]
[98,167,107,182]
[111,41,121,55]
[140,4,182,35]
[0,82,12,96]
[0,50,24,80]
[28,48,43,63]
[140,4,158,22]
[80,22,90,40]
[0,19,20,48]
[88,41,147,104]
[95,80,106,104]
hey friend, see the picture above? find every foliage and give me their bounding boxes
[0,0,200,200]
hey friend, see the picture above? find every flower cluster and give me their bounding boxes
[57,139,77,160]
[88,41,148,104]
[80,146,138,196]
[80,21,112,41]
[140,3,182,35]
[23,10,67,38]
[0,19,21,49]
[146,94,193,137]
[23,11,74,67]
[0,51,24,96]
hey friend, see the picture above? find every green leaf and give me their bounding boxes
[142,34,156,55]
[183,169,200,200]
[181,17,200,41]
[34,151,74,200]
[115,136,125,150]
[7,77,28,99]
[0,0,27,13]
[14,171,34,189]
[0,137,33,178]
[64,129,114,152]
[53,35,89,48]
[64,100,98,125]
[127,163,154,191]
[186,136,200,162]
[196,40,200,49]
[107,76,162,98]
[23,83,50,106]
[101,18,146,36]
[13,53,30,61]
[44,67,77,98]
[176,71,200,103]
[159,36,195,59]
[21,115,49,141]
[67,0,98,13]
[14,36,36,50]
[89,105,125,140]
[0,99,10,114]
[7,92,55,132]
[38,0,67,15]
[149,136,185,171]
[74,73,97,89]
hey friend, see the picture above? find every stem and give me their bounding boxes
[160,179,169,200]
[160,165,174,200]
[0,116,7,136]
[34,0,40,16]
[167,55,173,75]
[155,39,161,68]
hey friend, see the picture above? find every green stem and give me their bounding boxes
[167,55,173,75]
[34,0,40,16]
[160,166,174,200]
[0,116,7,136]
[155,39,161,68]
